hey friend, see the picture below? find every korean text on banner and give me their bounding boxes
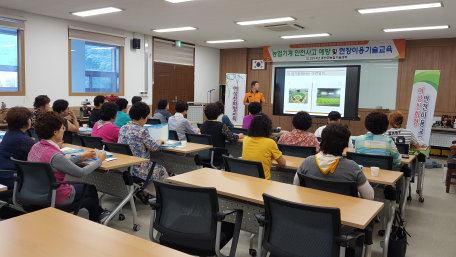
[225,73,247,126]
[406,70,440,144]
[263,39,406,62]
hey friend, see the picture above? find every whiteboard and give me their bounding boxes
[272,60,398,110]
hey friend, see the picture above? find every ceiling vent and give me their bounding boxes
[257,23,305,33]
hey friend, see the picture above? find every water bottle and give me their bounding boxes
[1,102,5,110]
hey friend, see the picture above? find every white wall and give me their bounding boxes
[194,45,220,103]
[0,7,219,108]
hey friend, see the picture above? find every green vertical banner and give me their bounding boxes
[406,70,441,144]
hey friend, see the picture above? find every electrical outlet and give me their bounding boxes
[140,91,148,97]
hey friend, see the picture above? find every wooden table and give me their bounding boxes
[0,184,7,192]
[0,208,190,257]
[343,148,416,165]
[63,144,149,229]
[0,123,7,129]
[162,141,212,154]
[272,155,403,186]
[167,168,384,230]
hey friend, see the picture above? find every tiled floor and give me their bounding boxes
[3,156,456,256]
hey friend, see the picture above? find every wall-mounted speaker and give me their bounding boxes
[132,38,141,49]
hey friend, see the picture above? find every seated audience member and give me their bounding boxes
[278,111,320,152]
[52,99,79,133]
[242,102,262,129]
[215,101,234,127]
[242,114,286,180]
[118,102,168,203]
[89,95,106,128]
[28,111,111,222]
[293,123,374,200]
[153,99,172,124]
[200,103,243,163]
[91,102,120,143]
[355,111,401,166]
[113,98,131,129]
[127,96,142,114]
[0,107,35,190]
[168,100,199,141]
[314,111,353,148]
[30,95,50,127]
[384,111,427,148]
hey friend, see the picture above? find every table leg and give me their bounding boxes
[416,155,426,202]
[382,202,395,257]
[400,177,410,215]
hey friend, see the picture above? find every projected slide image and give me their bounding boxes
[316,88,341,106]
[289,88,308,104]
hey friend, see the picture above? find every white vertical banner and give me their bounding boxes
[225,73,246,126]
[406,70,440,144]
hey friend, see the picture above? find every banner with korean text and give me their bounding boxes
[406,70,441,144]
[225,73,246,126]
[263,39,406,62]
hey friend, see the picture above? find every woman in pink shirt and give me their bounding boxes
[91,102,120,143]
[243,102,262,129]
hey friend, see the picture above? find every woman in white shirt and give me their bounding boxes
[383,111,427,148]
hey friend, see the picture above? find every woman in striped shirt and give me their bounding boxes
[383,111,427,149]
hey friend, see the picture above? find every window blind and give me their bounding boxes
[0,16,25,30]
[69,27,126,46]
[153,39,194,66]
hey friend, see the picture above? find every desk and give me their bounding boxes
[0,208,190,257]
[149,141,212,175]
[167,168,383,230]
[0,123,7,129]
[0,184,6,192]
[63,144,149,230]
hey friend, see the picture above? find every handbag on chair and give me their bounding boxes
[388,210,410,257]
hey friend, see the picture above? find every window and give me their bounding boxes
[68,27,125,96]
[0,16,25,96]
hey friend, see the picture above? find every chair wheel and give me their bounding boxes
[249,248,257,256]
[378,230,385,236]
[419,197,424,203]
[133,224,141,231]
[407,196,412,201]
[119,214,125,221]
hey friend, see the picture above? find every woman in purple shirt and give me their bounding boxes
[242,102,262,129]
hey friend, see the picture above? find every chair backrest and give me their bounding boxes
[395,143,409,155]
[346,152,393,170]
[262,193,341,257]
[11,158,55,207]
[102,141,133,156]
[63,131,73,144]
[186,133,213,159]
[169,130,179,141]
[229,127,248,135]
[277,144,316,158]
[223,156,265,179]
[153,180,219,241]
[297,173,358,197]
[197,123,203,129]
[79,135,104,149]
[146,119,161,125]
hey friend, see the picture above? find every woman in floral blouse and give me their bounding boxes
[30,95,50,128]
[278,111,320,152]
[118,102,167,203]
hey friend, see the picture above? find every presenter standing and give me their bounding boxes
[243,81,266,106]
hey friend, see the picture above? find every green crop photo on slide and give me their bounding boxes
[316,88,341,106]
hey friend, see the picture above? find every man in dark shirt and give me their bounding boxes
[89,95,106,128]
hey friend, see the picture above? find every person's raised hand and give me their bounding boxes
[98,151,107,162]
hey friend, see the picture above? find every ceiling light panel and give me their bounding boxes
[358,2,442,14]
[165,0,193,2]
[206,39,245,44]
[236,17,295,26]
[281,33,331,39]
[383,25,449,32]
[72,7,123,17]
[152,27,197,33]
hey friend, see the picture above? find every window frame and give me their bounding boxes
[0,29,25,96]
[68,39,125,96]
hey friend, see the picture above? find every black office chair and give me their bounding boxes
[0,170,15,210]
[149,180,243,257]
[89,121,96,128]
[169,130,179,141]
[255,194,364,257]
[27,128,40,143]
[79,135,104,149]
[222,156,265,179]
[146,119,161,125]
[11,158,96,214]
[317,137,322,143]
[278,144,317,158]
[346,152,393,170]
[186,133,228,169]
[229,127,248,135]
[297,173,358,197]
[197,123,203,129]
[396,143,410,155]
[63,131,73,144]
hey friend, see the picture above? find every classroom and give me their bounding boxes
[0,1,455,257]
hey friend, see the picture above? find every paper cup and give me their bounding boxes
[95,149,100,158]
[83,124,88,129]
[181,141,187,148]
[371,167,379,177]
